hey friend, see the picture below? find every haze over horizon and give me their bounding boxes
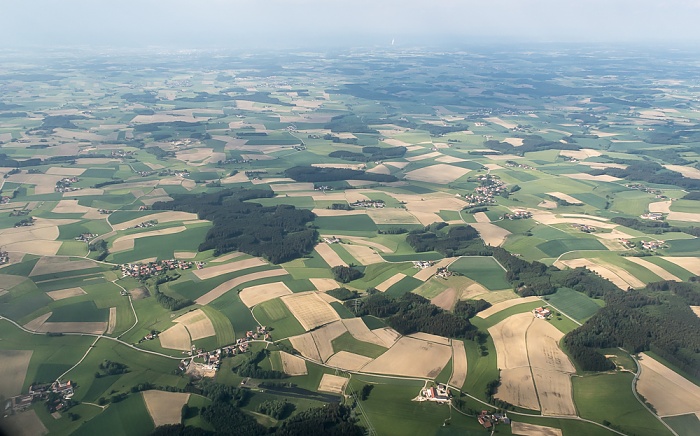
[3,0,700,50]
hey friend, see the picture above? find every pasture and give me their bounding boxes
[448,256,510,290]
[253,298,306,340]
[544,287,602,322]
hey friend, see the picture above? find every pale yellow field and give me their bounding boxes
[30,320,107,335]
[471,222,511,247]
[107,307,117,334]
[282,292,340,331]
[271,182,315,192]
[564,173,621,182]
[193,257,267,280]
[314,243,347,268]
[510,421,562,436]
[342,244,384,265]
[312,209,367,217]
[648,200,671,213]
[280,351,308,376]
[195,269,288,305]
[6,172,65,195]
[449,340,468,388]
[625,257,681,281]
[431,287,458,310]
[383,161,410,169]
[312,163,365,170]
[289,333,321,362]
[404,164,470,184]
[498,367,540,410]
[636,353,700,417]
[435,155,466,163]
[404,151,442,162]
[341,318,390,348]
[112,226,187,252]
[414,257,457,281]
[527,320,575,374]
[0,218,73,255]
[326,351,373,371]
[30,257,98,276]
[366,208,420,225]
[504,137,524,146]
[46,287,86,301]
[661,257,700,275]
[376,273,407,292]
[406,332,451,345]
[51,199,92,215]
[174,309,215,341]
[382,138,411,147]
[23,313,51,331]
[0,274,27,291]
[0,350,33,397]
[361,336,451,378]
[559,148,602,160]
[142,390,190,427]
[366,164,391,174]
[159,323,191,351]
[532,369,576,416]
[529,210,618,229]
[174,251,197,259]
[372,327,402,348]
[318,374,348,394]
[485,117,518,129]
[311,320,347,362]
[664,164,700,179]
[0,409,48,436]
[310,278,340,292]
[547,192,583,205]
[691,306,700,318]
[45,167,85,176]
[473,212,490,223]
[560,258,644,289]
[489,313,533,369]
[112,211,198,231]
[239,282,293,308]
[210,252,244,263]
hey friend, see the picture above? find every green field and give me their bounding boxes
[252,298,305,340]
[663,413,700,436]
[73,392,154,436]
[448,256,510,290]
[331,332,387,358]
[537,238,607,257]
[544,287,603,322]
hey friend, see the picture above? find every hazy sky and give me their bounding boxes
[2,0,699,49]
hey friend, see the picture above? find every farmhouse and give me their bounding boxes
[533,307,551,319]
[417,383,451,403]
[413,260,434,269]
[640,212,664,221]
[0,250,9,265]
[640,240,666,251]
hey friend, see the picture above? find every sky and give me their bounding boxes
[2,0,699,49]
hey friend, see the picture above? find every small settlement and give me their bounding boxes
[477,410,510,430]
[533,306,551,319]
[415,383,451,403]
[5,380,75,415]
[120,259,203,279]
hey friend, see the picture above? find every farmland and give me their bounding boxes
[0,43,699,436]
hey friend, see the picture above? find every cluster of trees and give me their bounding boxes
[328,146,407,163]
[235,350,287,380]
[453,299,491,318]
[329,203,353,210]
[95,360,128,377]
[93,179,124,189]
[284,166,397,183]
[326,287,360,300]
[331,266,364,283]
[153,189,318,264]
[484,135,580,155]
[154,285,193,311]
[406,223,485,256]
[324,114,378,134]
[359,384,374,401]
[589,160,700,190]
[611,216,700,238]
[348,292,477,339]
[257,399,295,420]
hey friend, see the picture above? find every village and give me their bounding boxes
[54,177,80,193]
[119,259,203,279]
[4,380,75,416]
[349,199,385,208]
[130,219,158,229]
[460,175,508,207]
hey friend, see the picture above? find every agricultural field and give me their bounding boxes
[0,43,699,436]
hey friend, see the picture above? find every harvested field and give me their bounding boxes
[111,226,187,252]
[474,212,490,223]
[310,278,340,292]
[239,282,293,308]
[45,167,85,176]
[625,257,681,281]
[0,274,27,291]
[564,173,621,182]
[559,149,602,160]
[485,117,518,129]
[195,269,288,305]
[107,307,117,334]
[414,258,456,281]
[383,138,411,147]
[289,333,321,362]
[210,252,244,263]
[326,351,373,371]
[318,374,348,394]
[471,222,511,246]
[279,351,307,375]
[311,320,348,362]
[314,243,347,267]
[112,211,198,231]
[312,209,367,217]
[376,273,409,293]
[529,210,618,229]
[636,353,700,417]
[692,306,700,318]
[661,257,700,276]
[0,409,48,436]
[560,258,644,289]
[664,164,700,179]
[361,336,451,378]
[342,318,389,348]
[52,199,91,215]
[312,163,365,170]
[142,390,190,427]
[366,164,391,174]
[431,287,458,310]
[46,287,86,301]
[342,244,384,265]
[24,313,52,331]
[527,320,575,373]
[6,173,64,195]
[407,332,451,345]
[405,151,442,162]
[667,211,700,223]
[649,200,671,214]
[372,327,401,348]
[174,251,197,259]
[511,421,562,436]
[504,137,524,146]
[384,161,410,169]
[404,164,470,184]
[547,192,583,205]
[449,341,467,388]
[489,313,533,369]
[193,257,267,280]
[271,182,315,192]
[366,208,420,225]
[32,321,106,335]
[30,257,98,276]
[159,323,191,351]
[0,350,33,397]
[174,309,215,341]
[532,369,576,415]
[282,292,340,331]
[498,367,540,410]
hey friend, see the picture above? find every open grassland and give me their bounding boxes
[544,288,602,322]
[573,373,673,436]
[73,390,154,436]
[449,256,510,290]
[253,298,306,340]
[663,414,700,436]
